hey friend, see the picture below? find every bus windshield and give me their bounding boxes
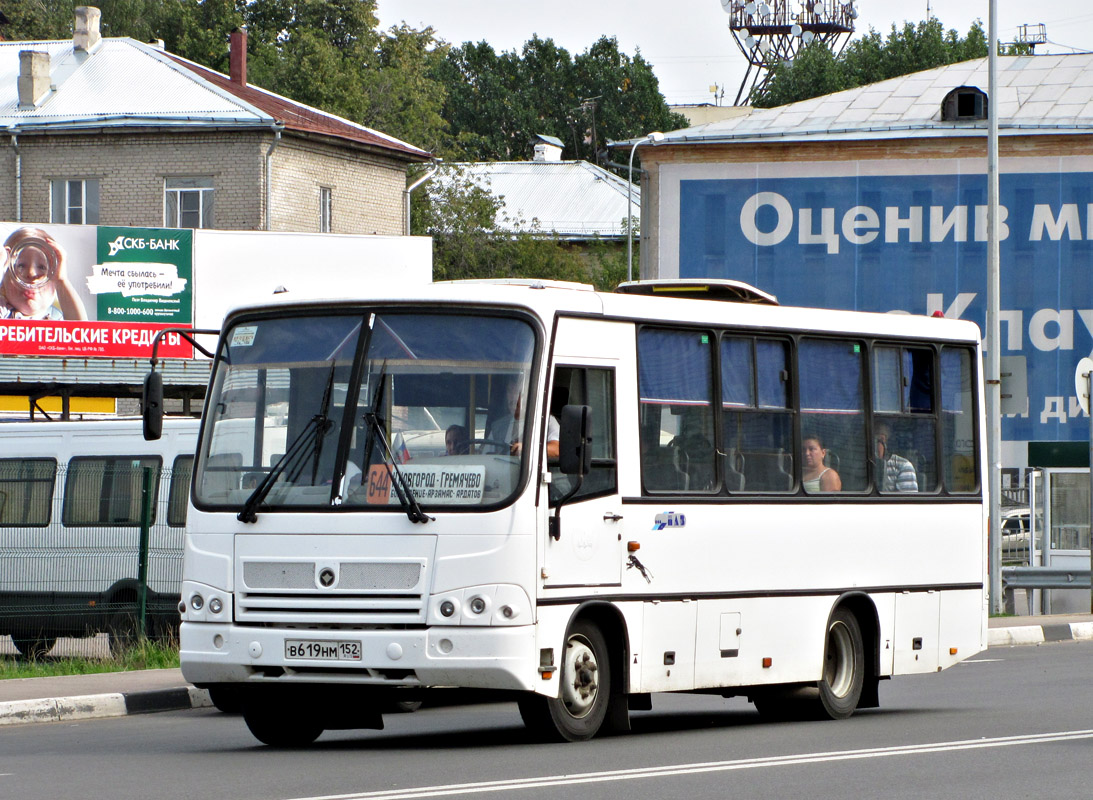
[195,311,538,513]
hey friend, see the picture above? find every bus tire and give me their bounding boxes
[817,607,864,720]
[12,636,57,660]
[208,686,244,713]
[107,608,140,656]
[519,619,611,742]
[243,697,323,747]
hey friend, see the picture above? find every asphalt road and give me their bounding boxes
[2,640,1090,800]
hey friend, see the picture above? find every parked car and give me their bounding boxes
[1001,508,1032,562]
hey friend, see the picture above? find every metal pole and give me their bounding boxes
[986,0,1003,614]
[137,466,155,639]
[627,139,640,283]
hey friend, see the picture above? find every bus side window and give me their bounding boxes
[798,338,867,492]
[548,367,617,504]
[0,458,56,527]
[638,328,715,494]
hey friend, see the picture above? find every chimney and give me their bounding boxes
[533,142,563,163]
[229,28,247,86]
[74,6,102,52]
[17,51,51,109]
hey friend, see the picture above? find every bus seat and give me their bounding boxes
[742,450,793,491]
[723,450,745,492]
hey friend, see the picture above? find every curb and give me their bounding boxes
[0,686,211,727]
[988,621,1093,647]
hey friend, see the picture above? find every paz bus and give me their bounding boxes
[0,418,198,657]
[144,278,987,745]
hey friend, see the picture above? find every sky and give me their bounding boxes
[375,1,1093,106]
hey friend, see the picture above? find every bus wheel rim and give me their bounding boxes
[560,634,599,719]
[825,621,854,698]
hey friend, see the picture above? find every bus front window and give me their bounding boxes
[195,311,537,512]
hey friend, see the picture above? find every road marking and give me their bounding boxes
[286,729,1093,800]
[962,658,1005,663]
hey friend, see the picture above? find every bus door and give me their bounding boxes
[543,356,623,588]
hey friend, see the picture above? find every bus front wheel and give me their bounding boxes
[519,619,612,742]
[243,694,323,747]
[817,607,864,720]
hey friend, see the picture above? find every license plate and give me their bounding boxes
[284,639,362,661]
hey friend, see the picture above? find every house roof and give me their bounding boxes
[0,37,429,161]
[655,53,1093,146]
[441,160,638,240]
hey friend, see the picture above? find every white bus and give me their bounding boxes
[153,278,987,745]
[0,418,198,658]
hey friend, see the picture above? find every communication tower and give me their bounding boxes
[722,0,857,105]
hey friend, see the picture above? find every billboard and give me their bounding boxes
[0,223,192,358]
[662,157,1093,447]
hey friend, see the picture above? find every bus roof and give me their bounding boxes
[222,279,982,345]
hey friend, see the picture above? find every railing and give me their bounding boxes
[1001,566,1091,616]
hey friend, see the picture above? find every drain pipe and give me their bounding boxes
[10,134,21,221]
[404,159,440,235]
[265,126,282,231]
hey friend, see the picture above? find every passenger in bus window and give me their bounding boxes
[445,425,469,455]
[875,422,918,493]
[488,378,524,454]
[802,434,841,493]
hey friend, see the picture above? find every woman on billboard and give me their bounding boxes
[1,226,89,321]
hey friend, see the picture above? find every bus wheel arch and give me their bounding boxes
[832,593,881,709]
[520,603,628,741]
[817,595,878,719]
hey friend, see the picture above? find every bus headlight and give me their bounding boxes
[190,594,204,611]
[427,585,530,626]
[468,596,488,615]
[439,599,457,617]
[209,597,223,615]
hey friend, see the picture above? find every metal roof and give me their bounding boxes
[0,37,429,159]
[657,53,1093,146]
[438,161,638,240]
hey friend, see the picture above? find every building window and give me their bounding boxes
[320,187,332,233]
[50,179,99,224]
[164,177,214,229]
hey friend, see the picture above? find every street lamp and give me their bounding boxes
[628,131,664,282]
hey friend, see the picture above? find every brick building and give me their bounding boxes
[0,8,429,235]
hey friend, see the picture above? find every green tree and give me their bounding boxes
[0,0,73,40]
[755,18,990,108]
[439,35,686,163]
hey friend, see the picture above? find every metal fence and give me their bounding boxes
[0,464,187,660]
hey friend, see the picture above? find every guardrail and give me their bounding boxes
[1001,566,1091,616]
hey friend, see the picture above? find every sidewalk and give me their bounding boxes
[2,615,1091,728]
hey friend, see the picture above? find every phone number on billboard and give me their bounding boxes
[107,307,157,316]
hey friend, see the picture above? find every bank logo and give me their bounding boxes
[652,511,686,531]
[107,235,182,256]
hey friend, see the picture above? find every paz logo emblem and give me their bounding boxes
[318,567,336,588]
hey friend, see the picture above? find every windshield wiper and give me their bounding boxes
[237,361,337,523]
[362,411,433,524]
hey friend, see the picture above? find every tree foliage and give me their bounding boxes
[439,35,687,162]
[754,18,990,108]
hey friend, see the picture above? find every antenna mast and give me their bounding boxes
[722,0,857,105]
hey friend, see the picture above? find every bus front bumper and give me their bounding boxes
[180,622,540,693]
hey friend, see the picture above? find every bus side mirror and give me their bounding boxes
[558,404,592,476]
[143,371,163,441]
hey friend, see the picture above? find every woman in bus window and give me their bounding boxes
[802,434,841,493]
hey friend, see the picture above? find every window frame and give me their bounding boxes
[319,186,333,233]
[0,457,57,527]
[547,365,618,506]
[50,178,100,225]
[62,456,162,527]
[164,177,214,229]
[168,454,194,528]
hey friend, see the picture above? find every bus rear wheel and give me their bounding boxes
[519,619,611,742]
[817,607,864,720]
[12,636,57,660]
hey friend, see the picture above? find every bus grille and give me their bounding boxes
[236,559,426,625]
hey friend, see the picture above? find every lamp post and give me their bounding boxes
[627,131,664,282]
